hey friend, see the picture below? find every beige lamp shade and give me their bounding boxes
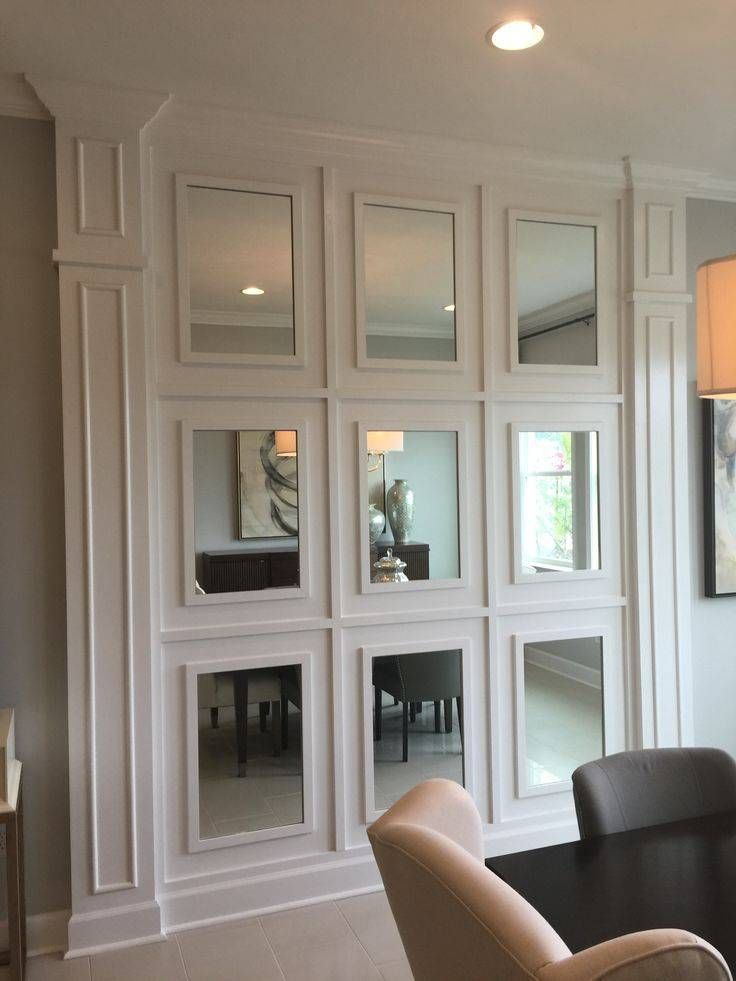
[698,253,736,398]
[275,430,297,457]
[367,430,404,455]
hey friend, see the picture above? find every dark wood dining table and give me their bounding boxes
[486,810,736,969]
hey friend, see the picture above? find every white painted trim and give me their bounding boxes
[524,643,602,689]
[353,192,465,373]
[508,208,604,376]
[179,416,311,606]
[360,637,475,823]
[0,73,50,120]
[190,309,293,330]
[184,650,314,852]
[175,172,306,367]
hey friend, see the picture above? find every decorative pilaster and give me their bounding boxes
[625,159,694,750]
[26,76,170,955]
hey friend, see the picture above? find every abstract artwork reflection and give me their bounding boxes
[237,430,298,540]
[704,400,736,596]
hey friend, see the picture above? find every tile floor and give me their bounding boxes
[5,893,413,981]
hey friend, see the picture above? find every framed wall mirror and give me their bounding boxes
[367,648,465,814]
[192,429,300,596]
[364,428,460,586]
[188,656,311,848]
[513,427,600,580]
[178,176,303,363]
[511,212,598,369]
[355,195,460,366]
[515,635,604,796]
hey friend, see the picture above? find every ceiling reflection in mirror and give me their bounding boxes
[366,430,460,583]
[372,649,464,810]
[516,219,597,366]
[193,429,299,595]
[523,637,603,788]
[186,185,295,357]
[362,204,456,362]
[518,430,600,574]
[197,664,303,839]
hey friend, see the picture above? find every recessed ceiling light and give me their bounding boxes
[444,304,456,312]
[240,286,265,295]
[487,20,544,51]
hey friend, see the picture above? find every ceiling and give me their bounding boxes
[2,0,736,176]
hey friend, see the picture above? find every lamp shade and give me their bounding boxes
[366,431,404,455]
[698,253,736,398]
[275,430,297,457]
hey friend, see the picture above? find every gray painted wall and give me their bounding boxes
[686,198,736,757]
[0,116,71,916]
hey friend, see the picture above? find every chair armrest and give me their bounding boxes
[538,929,731,981]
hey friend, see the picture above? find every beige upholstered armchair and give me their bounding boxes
[368,779,731,981]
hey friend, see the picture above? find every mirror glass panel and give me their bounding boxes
[193,429,299,594]
[516,219,597,366]
[372,649,464,809]
[523,637,603,788]
[186,185,295,357]
[366,430,460,582]
[362,204,456,362]
[518,430,600,574]
[197,664,303,838]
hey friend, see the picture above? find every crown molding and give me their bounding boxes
[625,155,736,201]
[0,73,50,121]
[25,74,171,131]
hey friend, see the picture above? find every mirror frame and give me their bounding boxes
[185,650,314,852]
[354,192,466,372]
[508,209,601,375]
[510,421,605,584]
[361,638,475,823]
[176,173,306,367]
[181,417,310,606]
[357,420,468,594]
[513,628,610,798]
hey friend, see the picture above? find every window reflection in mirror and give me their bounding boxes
[186,185,295,356]
[516,219,597,366]
[197,665,303,838]
[518,430,600,574]
[523,637,603,788]
[372,650,464,809]
[366,430,460,582]
[362,204,456,362]
[193,430,299,594]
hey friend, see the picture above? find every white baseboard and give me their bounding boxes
[0,908,69,957]
[66,899,162,959]
[524,644,602,690]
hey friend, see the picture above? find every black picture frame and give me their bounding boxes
[703,399,736,597]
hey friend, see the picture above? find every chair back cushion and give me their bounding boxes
[572,748,736,839]
[368,779,570,981]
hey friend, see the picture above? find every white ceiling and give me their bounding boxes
[2,0,736,176]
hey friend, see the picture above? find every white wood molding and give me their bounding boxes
[625,175,694,749]
[0,73,50,120]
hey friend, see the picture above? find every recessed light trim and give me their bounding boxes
[444,303,456,312]
[487,20,544,51]
[240,286,265,295]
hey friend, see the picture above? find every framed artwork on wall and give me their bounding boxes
[703,399,736,597]
[236,430,299,540]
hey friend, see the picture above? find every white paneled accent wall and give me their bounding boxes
[28,78,695,954]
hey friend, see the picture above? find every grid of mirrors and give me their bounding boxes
[517,429,600,576]
[365,430,460,583]
[197,664,304,839]
[193,429,299,595]
[360,201,457,362]
[371,649,464,810]
[521,636,604,791]
[515,217,597,367]
[184,184,295,357]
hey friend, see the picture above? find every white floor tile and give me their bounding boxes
[275,934,381,980]
[379,959,414,981]
[337,892,405,966]
[90,939,186,981]
[260,902,351,954]
[177,919,283,981]
[26,955,91,981]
